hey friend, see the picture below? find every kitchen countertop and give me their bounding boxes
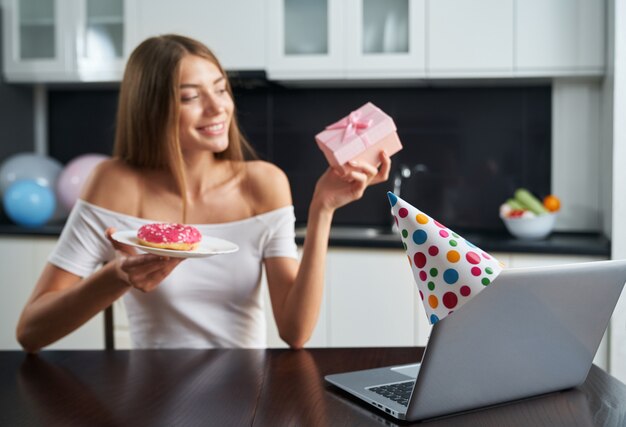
[295,226,611,256]
[0,222,611,257]
[0,222,65,237]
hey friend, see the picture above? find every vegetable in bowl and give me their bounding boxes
[500,188,560,240]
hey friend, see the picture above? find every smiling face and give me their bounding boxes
[177,54,234,154]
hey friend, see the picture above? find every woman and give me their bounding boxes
[16,34,391,351]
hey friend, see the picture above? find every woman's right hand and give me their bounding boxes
[105,227,184,293]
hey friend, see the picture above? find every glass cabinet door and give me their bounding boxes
[346,0,425,78]
[3,0,129,81]
[362,0,409,55]
[75,0,127,79]
[267,0,344,78]
[18,0,56,59]
[284,0,328,55]
[80,0,124,61]
[3,0,67,79]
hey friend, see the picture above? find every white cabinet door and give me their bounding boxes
[268,0,426,80]
[130,0,266,71]
[2,0,71,81]
[0,238,38,350]
[3,0,128,82]
[507,253,606,268]
[263,248,330,348]
[0,237,104,350]
[74,0,128,81]
[515,0,605,75]
[267,0,345,79]
[345,0,426,79]
[328,248,420,347]
[427,0,514,76]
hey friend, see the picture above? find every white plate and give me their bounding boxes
[111,230,239,259]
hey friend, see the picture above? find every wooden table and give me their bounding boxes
[1,348,625,426]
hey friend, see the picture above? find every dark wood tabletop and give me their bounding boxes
[1,347,625,426]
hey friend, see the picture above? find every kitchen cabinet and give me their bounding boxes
[270,249,609,365]
[326,248,430,347]
[127,0,266,71]
[427,0,514,77]
[345,0,426,79]
[260,248,425,349]
[0,236,104,350]
[2,0,130,82]
[267,0,426,80]
[502,253,607,268]
[426,0,605,78]
[262,248,330,348]
[268,0,605,80]
[2,0,606,82]
[320,249,608,351]
[267,0,343,79]
[515,0,605,76]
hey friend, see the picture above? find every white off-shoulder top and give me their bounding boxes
[48,200,298,349]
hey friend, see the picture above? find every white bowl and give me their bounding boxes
[501,213,557,240]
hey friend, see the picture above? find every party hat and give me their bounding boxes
[388,192,503,324]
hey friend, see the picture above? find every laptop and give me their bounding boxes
[325,260,626,421]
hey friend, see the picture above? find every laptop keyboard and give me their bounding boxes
[368,380,415,407]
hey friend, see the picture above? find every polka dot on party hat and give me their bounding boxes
[388,192,503,325]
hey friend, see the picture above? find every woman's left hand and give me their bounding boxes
[312,151,391,211]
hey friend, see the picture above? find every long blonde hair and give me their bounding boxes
[113,34,256,221]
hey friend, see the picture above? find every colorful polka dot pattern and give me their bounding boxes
[388,192,503,325]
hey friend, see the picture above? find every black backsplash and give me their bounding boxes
[48,82,551,232]
[49,90,118,163]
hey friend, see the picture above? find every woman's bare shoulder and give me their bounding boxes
[80,158,142,215]
[243,160,292,213]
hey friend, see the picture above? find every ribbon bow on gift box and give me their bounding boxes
[326,110,373,142]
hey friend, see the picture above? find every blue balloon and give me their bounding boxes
[2,180,56,228]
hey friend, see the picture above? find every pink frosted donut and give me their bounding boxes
[137,223,202,251]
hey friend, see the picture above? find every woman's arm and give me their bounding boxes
[265,152,391,348]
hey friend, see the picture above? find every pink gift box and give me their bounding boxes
[315,102,402,170]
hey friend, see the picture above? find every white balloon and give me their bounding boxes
[0,153,63,195]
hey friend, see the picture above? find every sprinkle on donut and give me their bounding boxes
[137,223,202,251]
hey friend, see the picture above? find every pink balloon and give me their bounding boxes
[56,154,109,210]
